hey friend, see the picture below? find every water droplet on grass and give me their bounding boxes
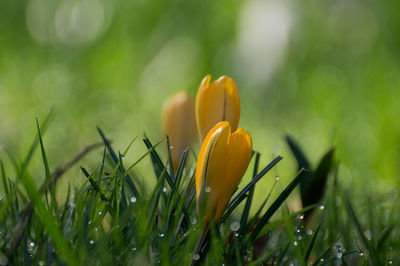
[30,241,35,247]
[275,176,280,180]
[159,233,165,238]
[230,221,240,232]
[162,187,167,192]
[130,196,137,203]
[306,229,313,235]
[89,240,94,244]
[319,205,325,210]
[388,260,393,264]
[293,241,298,246]
[205,187,211,193]
[98,211,102,215]
[297,214,304,220]
[193,254,200,260]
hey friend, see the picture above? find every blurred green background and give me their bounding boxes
[1,0,400,196]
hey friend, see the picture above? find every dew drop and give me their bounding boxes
[336,252,342,259]
[320,258,324,262]
[159,233,165,238]
[38,261,44,266]
[89,240,94,244]
[88,220,92,225]
[131,247,137,251]
[30,241,35,247]
[121,156,125,160]
[293,241,298,246]
[162,187,167,192]
[388,260,393,264]
[319,205,325,210]
[191,218,198,225]
[170,146,174,149]
[359,251,364,256]
[130,196,137,203]
[296,229,301,233]
[205,187,211,193]
[297,214,304,220]
[98,211,102,215]
[275,176,280,181]
[193,254,200,260]
[306,229,313,235]
[230,221,240,232]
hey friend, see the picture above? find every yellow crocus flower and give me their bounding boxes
[162,91,196,172]
[195,75,241,142]
[196,121,252,222]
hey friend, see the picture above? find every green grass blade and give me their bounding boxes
[344,197,381,265]
[249,168,308,244]
[239,152,260,235]
[0,160,9,195]
[80,167,107,201]
[165,135,175,181]
[304,223,322,263]
[36,119,58,211]
[97,127,140,199]
[174,148,188,189]
[19,167,77,265]
[227,156,283,213]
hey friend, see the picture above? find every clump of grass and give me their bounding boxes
[0,119,399,265]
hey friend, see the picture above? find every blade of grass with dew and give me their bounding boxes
[97,127,140,199]
[254,205,317,238]
[17,167,77,265]
[225,156,283,216]
[143,137,192,224]
[81,167,107,201]
[344,197,381,265]
[248,168,308,244]
[304,223,322,263]
[302,149,334,211]
[166,136,175,181]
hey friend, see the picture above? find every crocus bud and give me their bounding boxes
[162,91,196,172]
[195,75,241,142]
[196,121,252,222]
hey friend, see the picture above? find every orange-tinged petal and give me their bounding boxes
[195,75,241,142]
[196,121,252,222]
[162,91,196,172]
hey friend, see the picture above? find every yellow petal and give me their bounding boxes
[195,75,241,142]
[162,91,196,172]
[196,121,252,221]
